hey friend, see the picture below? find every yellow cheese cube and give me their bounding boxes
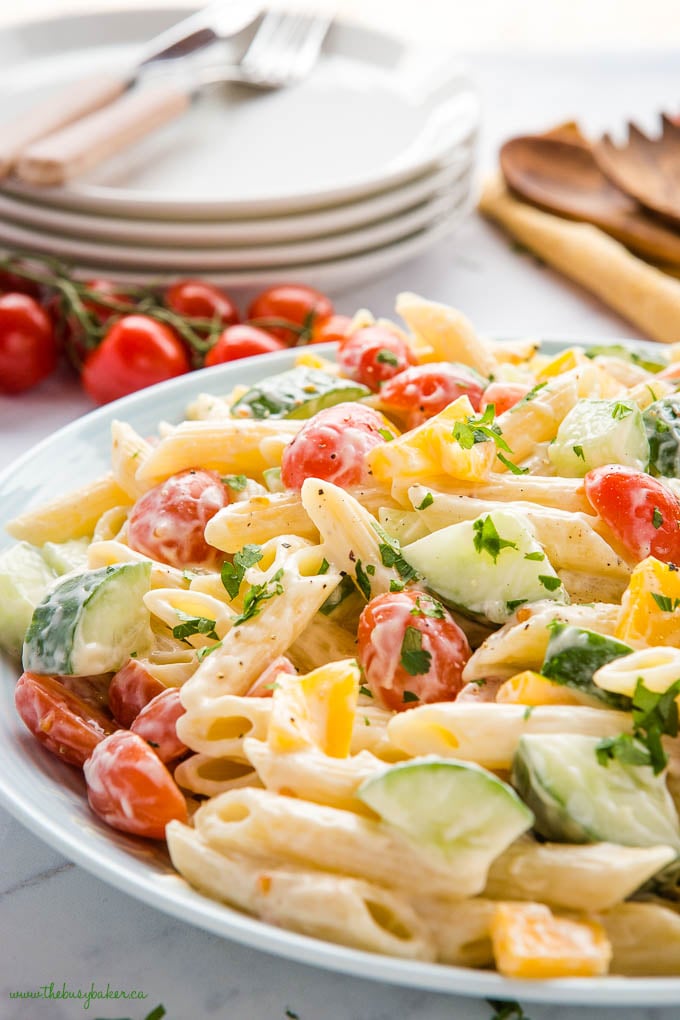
[268,658,360,758]
[495,671,585,707]
[616,556,680,648]
[491,902,611,979]
[536,347,588,381]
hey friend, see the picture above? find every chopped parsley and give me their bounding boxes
[572,444,585,461]
[402,689,420,703]
[232,568,284,625]
[487,1000,531,1020]
[378,427,395,442]
[221,543,263,600]
[596,677,680,774]
[364,715,371,726]
[506,598,528,613]
[472,515,518,563]
[172,612,219,643]
[285,1010,300,1020]
[400,626,432,676]
[197,641,222,662]
[524,551,545,561]
[611,401,633,420]
[523,706,534,721]
[653,506,664,529]
[366,563,376,576]
[359,685,373,698]
[221,473,248,491]
[371,520,420,582]
[496,451,529,474]
[410,595,445,619]
[317,558,330,575]
[515,381,547,407]
[376,348,399,366]
[354,559,372,600]
[651,593,680,613]
[452,404,512,453]
[390,579,406,592]
[538,574,562,592]
[416,491,434,510]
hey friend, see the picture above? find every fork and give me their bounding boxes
[16,10,334,188]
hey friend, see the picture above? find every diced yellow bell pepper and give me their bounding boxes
[490,902,611,979]
[495,670,585,707]
[268,658,360,758]
[536,347,589,381]
[366,396,496,484]
[616,556,680,648]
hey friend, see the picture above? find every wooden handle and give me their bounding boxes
[0,74,129,179]
[16,83,191,187]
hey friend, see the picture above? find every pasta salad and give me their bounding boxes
[3,292,680,980]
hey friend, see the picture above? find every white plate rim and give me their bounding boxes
[1,338,679,1006]
[0,8,480,218]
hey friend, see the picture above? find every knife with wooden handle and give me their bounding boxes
[0,0,260,182]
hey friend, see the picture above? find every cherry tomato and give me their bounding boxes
[108,658,165,728]
[357,589,471,712]
[50,278,132,366]
[248,284,333,345]
[204,324,285,367]
[15,672,118,768]
[337,325,417,393]
[309,314,353,346]
[0,267,42,299]
[246,655,297,697]
[130,687,187,763]
[0,293,58,395]
[81,314,190,404]
[482,380,532,416]
[127,468,229,569]
[584,465,680,563]
[379,362,486,429]
[84,730,187,839]
[165,279,239,335]
[280,402,388,490]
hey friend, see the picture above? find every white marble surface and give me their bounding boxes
[1,45,680,1020]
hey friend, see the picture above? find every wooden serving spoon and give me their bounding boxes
[500,134,680,266]
[593,115,680,229]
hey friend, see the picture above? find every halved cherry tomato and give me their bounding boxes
[379,362,486,429]
[84,730,187,839]
[165,279,239,335]
[81,314,190,404]
[246,655,297,697]
[15,672,118,768]
[280,402,388,490]
[357,590,471,712]
[584,465,680,563]
[248,284,333,345]
[309,313,353,346]
[0,293,58,395]
[483,380,532,416]
[204,324,285,366]
[131,687,187,763]
[337,325,417,392]
[127,468,229,569]
[108,658,165,728]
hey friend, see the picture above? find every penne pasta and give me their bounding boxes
[7,473,132,544]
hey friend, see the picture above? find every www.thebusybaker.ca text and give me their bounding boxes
[9,981,148,1011]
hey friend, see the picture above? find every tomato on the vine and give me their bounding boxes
[0,267,42,300]
[0,293,58,394]
[50,278,133,367]
[204,324,285,366]
[81,314,190,404]
[165,279,239,335]
[247,284,333,345]
[337,324,417,392]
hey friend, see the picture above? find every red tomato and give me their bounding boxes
[108,659,165,728]
[281,402,388,490]
[248,284,333,345]
[51,278,132,366]
[584,465,680,563]
[337,325,417,393]
[483,380,531,416]
[357,590,471,712]
[309,314,353,346]
[84,730,187,839]
[81,314,190,404]
[0,293,58,394]
[165,279,239,334]
[15,672,118,768]
[127,468,229,569]
[204,324,285,367]
[0,267,42,299]
[379,362,486,428]
[246,655,297,697]
[131,687,187,763]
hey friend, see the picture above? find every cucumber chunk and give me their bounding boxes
[541,622,633,710]
[585,343,668,375]
[23,562,152,676]
[401,509,567,624]
[41,537,90,575]
[644,396,680,478]
[0,542,57,659]
[513,733,680,849]
[230,367,370,420]
[549,398,649,477]
[358,758,533,872]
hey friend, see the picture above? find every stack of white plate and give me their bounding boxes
[0,8,480,293]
